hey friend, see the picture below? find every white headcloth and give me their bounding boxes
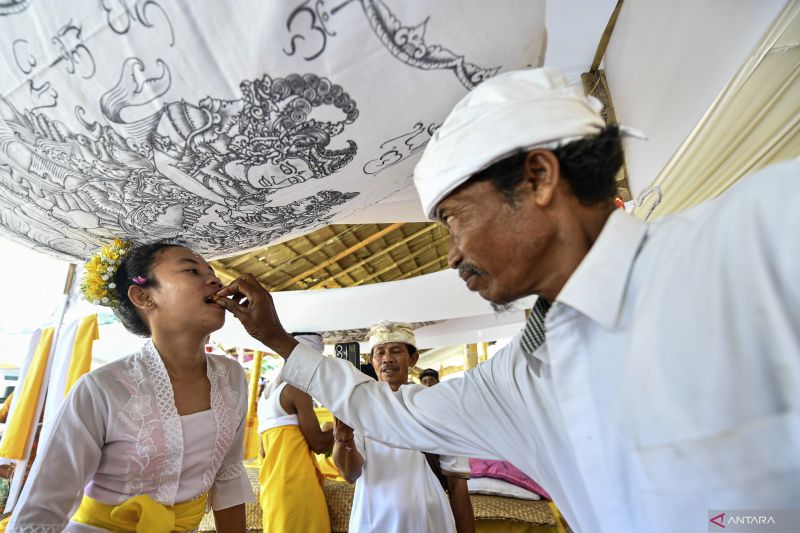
[366,320,416,352]
[413,66,641,219]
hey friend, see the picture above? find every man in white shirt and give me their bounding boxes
[217,67,800,533]
[332,321,473,533]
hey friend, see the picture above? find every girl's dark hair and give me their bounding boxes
[112,242,180,337]
[471,125,624,206]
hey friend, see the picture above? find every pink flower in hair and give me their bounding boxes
[131,276,147,286]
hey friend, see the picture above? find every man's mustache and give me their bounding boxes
[458,263,484,277]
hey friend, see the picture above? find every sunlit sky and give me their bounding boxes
[0,239,76,366]
[0,238,69,334]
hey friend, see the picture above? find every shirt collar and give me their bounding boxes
[555,210,648,330]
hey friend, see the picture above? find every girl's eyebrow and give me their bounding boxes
[177,257,215,274]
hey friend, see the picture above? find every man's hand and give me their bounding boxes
[214,274,298,357]
[333,417,355,443]
[332,417,363,483]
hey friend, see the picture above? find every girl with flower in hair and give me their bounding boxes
[8,240,252,533]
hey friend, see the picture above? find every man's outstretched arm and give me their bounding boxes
[215,273,523,460]
[282,342,513,459]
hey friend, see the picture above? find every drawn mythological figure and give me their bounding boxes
[0,59,360,259]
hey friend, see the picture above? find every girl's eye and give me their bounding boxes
[187,268,199,274]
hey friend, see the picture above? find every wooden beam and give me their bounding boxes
[591,0,625,71]
[256,226,361,283]
[257,240,304,284]
[223,251,260,270]
[212,262,246,284]
[308,224,439,289]
[63,263,77,294]
[397,255,448,280]
[352,233,449,287]
[272,223,404,291]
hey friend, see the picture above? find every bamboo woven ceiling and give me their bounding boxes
[210,223,450,291]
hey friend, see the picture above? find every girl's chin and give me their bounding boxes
[194,315,225,336]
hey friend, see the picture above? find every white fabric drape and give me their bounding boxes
[631,0,799,218]
[0,0,545,260]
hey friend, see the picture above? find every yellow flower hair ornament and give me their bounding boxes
[80,239,133,307]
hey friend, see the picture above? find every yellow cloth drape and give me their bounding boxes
[316,453,344,481]
[259,426,330,533]
[0,391,14,422]
[64,314,99,396]
[0,328,54,460]
[243,351,264,460]
[71,493,207,533]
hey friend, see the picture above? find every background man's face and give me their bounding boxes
[371,342,419,389]
[420,375,439,387]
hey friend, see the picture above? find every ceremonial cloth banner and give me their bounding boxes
[0,0,545,260]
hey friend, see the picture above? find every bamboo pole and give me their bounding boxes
[243,350,264,460]
[591,0,625,71]
[464,344,478,370]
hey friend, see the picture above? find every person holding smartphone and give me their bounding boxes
[332,321,473,533]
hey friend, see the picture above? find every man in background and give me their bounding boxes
[332,321,474,533]
[419,368,440,387]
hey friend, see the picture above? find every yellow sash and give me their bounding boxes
[71,493,207,533]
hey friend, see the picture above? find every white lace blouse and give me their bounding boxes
[8,340,253,533]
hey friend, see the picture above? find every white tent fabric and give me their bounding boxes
[213,268,536,351]
[0,0,547,260]
[605,0,789,197]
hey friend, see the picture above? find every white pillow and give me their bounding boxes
[467,477,541,500]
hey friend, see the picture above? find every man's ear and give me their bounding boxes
[523,149,561,207]
[409,351,420,367]
[128,285,152,311]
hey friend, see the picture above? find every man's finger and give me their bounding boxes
[217,275,266,304]
[217,296,248,316]
[215,281,244,299]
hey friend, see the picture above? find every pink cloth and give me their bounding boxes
[469,459,551,500]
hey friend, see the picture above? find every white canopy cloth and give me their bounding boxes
[213,268,536,351]
[0,0,545,260]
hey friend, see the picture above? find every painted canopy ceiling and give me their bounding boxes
[0,0,545,260]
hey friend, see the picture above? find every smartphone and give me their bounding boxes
[334,342,360,367]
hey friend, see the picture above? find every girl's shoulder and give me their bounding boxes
[206,353,246,384]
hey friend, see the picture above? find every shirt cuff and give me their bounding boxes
[440,455,472,478]
[282,343,325,394]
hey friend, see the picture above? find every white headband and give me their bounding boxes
[413,66,640,219]
[366,320,416,352]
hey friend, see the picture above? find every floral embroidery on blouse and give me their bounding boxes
[108,341,246,504]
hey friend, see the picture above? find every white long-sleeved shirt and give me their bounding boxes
[349,424,459,533]
[283,160,800,533]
